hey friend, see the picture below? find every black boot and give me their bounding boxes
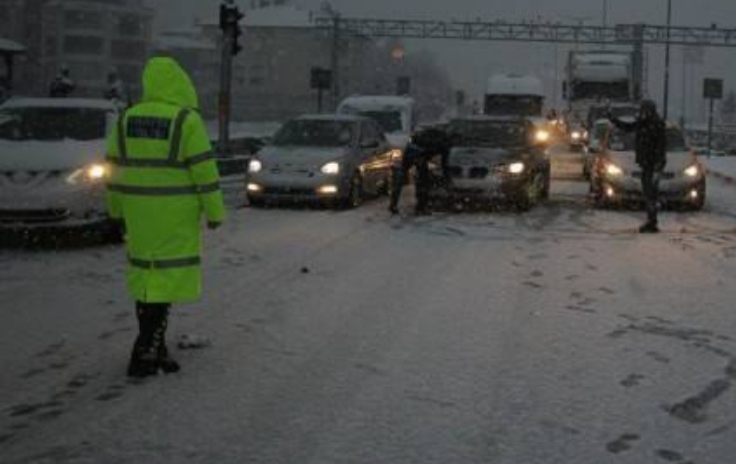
[153,306,180,374]
[639,222,659,234]
[127,304,160,378]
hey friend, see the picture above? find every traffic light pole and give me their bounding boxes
[219,28,234,156]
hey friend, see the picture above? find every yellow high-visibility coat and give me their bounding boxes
[106,57,225,303]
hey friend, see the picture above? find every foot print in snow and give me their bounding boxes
[565,305,597,315]
[523,281,544,290]
[565,274,580,281]
[96,385,126,402]
[598,286,615,295]
[647,351,671,364]
[655,449,685,462]
[620,374,645,388]
[529,270,544,278]
[666,379,731,424]
[34,340,66,358]
[606,433,640,454]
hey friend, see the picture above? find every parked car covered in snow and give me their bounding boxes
[430,116,551,211]
[0,98,119,233]
[590,123,706,210]
[245,114,394,208]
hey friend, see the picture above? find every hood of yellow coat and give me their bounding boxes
[141,57,199,109]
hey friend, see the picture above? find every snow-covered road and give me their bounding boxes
[2,155,736,463]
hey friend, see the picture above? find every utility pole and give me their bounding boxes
[663,0,672,121]
[218,0,244,156]
[330,13,341,110]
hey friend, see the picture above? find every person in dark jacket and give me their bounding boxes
[49,65,76,98]
[389,127,452,215]
[609,100,667,233]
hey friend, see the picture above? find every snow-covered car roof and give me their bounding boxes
[295,114,368,123]
[338,95,416,111]
[451,115,527,123]
[1,98,117,111]
[0,37,25,53]
[486,74,544,96]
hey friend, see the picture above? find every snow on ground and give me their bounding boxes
[704,155,736,180]
[2,155,736,463]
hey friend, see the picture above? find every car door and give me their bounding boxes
[358,121,384,193]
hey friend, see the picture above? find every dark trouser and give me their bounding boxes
[640,168,660,226]
[388,153,439,213]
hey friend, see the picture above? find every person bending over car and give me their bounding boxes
[389,127,452,216]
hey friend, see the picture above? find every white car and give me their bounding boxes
[246,114,394,208]
[590,124,706,210]
[0,98,119,234]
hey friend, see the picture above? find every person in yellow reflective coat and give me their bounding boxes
[106,57,225,378]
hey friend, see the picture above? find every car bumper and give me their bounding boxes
[0,185,109,229]
[430,175,530,201]
[600,176,705,204]
[245,173,350,202]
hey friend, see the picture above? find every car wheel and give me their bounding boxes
[248,196,265,208]
[340,173,363,209]
[540,168,551,200]
[510,180,534,212]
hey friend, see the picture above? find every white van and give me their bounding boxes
[336,95,416,152]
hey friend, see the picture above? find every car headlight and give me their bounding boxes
[571,131,581,140]
[605,163,624,177]
[508,162,525,174]
[321,161,340,175]
[66,163,110,185]
[535,130,551,143]
[683,165,700,178]
[248,159,263,173]
[389,149,403,162]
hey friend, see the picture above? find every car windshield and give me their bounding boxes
[448,120,527,147]
[588,105,637,125]
[356,111,403,133]
[272,120,355,147]
[667,128,688,152]
[484,95,543,117]
[609,129,636,151]
[0,107,108,141]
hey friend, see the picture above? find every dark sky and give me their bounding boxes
[153,0,736,121]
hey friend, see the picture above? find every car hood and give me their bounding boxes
[0,139,104,171]
[448,146,524,166]
[607,150,698,172]
[256,146,349,168]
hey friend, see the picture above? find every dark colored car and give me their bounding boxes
[430,116,551,211]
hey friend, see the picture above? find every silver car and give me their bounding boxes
[0,98,118,233]
[246,114,395,208]
[590,123,706,210]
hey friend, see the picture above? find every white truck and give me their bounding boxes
[564,51,637,128]
[336,95,417,153]
[484,74,551,144]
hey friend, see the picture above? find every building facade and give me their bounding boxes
[0,0,154,98]
[175,5,399,122]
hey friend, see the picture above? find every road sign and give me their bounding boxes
[310,67,332,90]
[704,78,724,100]
[397,76,411,95]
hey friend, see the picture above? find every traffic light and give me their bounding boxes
[219,1,244,56]
[232,23,243,56]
